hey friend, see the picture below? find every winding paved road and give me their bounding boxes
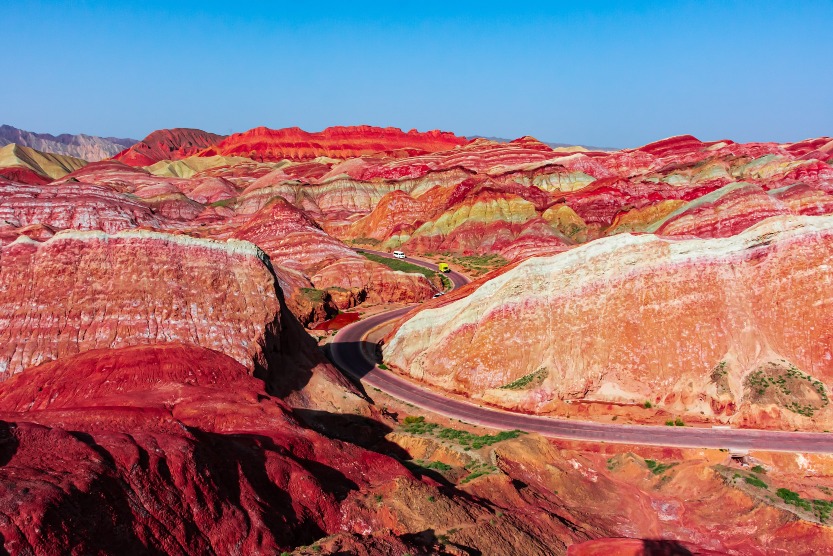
[332,252,833,453]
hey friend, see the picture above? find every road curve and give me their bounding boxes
[331,254,833,453]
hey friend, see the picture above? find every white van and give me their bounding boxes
[393,250,406,259]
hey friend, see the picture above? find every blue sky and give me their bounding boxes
[4,1,832,147]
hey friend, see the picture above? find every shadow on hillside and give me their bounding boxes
[257,260,370,404]
[0,421,18,467]
[402,529,482,556]
[293,408,411,460]
[322,339,381,382]
[641,540,693,556]
[57,427,363,551]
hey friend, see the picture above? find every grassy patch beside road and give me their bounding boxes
[357,251,436,279]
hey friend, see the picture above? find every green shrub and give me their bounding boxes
[643,400,652,409]
[644,459,676,475]
[745,475,768,489]
[422,460,453,471]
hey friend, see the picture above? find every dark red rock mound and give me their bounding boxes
[0,344,413,554]
[113,128,225,166]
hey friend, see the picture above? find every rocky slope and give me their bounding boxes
[384,214,833,430]
[1,124,832,553]
[0,124,136,161]
[0,344,428,554]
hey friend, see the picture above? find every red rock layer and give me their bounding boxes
[113,128,225,166]
[231,198,436,320]
[0,344,420,554]
[0,166,51,185]
[199,125,468,162]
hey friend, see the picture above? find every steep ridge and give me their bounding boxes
[0,143,87,182]
[199,125,469,161]
[0,124,136,161]
[113,128,225,166]
[384,214,833,430]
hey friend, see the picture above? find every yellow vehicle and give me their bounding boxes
[438,262,450,273]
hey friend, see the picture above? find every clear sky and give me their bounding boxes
[4,1,832,147]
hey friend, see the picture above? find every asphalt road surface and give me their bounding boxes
[332,252,833,453]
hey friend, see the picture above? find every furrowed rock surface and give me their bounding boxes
[384,214,833,429]
[0,228,363,411]
[0,124,136,161]
[113,128,225,166]
[0,230,279,378]
[199,125,468,161]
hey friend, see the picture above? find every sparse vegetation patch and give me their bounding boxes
[744,361,828,417]
[644,459,677,475]
[400,416,523,449]
[499,367,547,390]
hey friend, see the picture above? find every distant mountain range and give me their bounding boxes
[0,125,137,162]
[467,135,618,152]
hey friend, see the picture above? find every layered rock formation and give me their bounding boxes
[384,215,833,429]
[0,230,279,377]
[231,198,436,322]
[0,124,136,161]
[0,181,161,243]
[199,125,468,161]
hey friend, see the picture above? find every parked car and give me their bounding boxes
[433,292,444,298]
[438,262,450,273]
[393,250,406,259]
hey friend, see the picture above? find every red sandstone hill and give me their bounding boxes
[113,128,225,166]
[198,125,469,162]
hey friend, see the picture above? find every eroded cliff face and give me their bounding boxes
[384,214,833,429]
[0,230,278,377]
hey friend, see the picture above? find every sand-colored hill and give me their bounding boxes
[0,143,87,181]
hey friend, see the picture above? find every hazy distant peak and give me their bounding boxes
[0,124,137,161]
